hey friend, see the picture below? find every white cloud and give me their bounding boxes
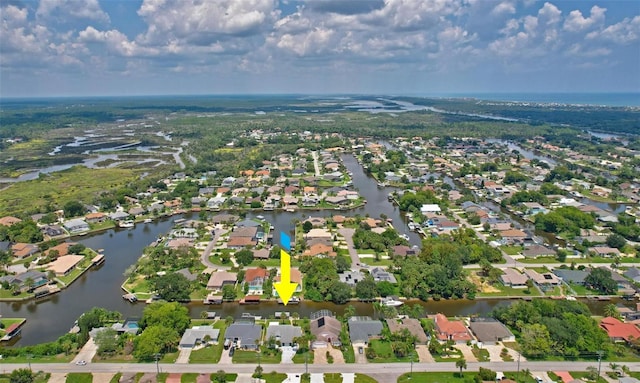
[564,6,606,32]
[589,15,640,44]
[491,1,516,16]
[36,0,110,23]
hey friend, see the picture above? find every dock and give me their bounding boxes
[91,253,105,267]
[1,319,26,341]
[122,293,138,303]
[203,294,223,305]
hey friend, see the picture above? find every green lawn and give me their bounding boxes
[568,283,599,296]
[181,373,199,383]
[209,373,237,382]
[66,373,92,383]
[471,347,490,362]
[261,372,287,383]
[567,371,608,383]
[232,350,281,364]
[0,353,74,364]
[500,245,523,255]
[292,350,314,364]
[433,348,463,362]
[324,373,342,383]
[189,321,227,363]
[57,263,91,285]
[366,340,412,363]
[397,372,466,383]
[355,374,378,383]
[343,345,355,363]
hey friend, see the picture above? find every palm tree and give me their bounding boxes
[609,362,620,377]
[604,304,621,319]
[456,358,467,377]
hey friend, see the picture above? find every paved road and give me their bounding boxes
[312,151,321,177]
[7,361,639,375]
[200,227,228,269]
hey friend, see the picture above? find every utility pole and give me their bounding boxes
[410,351,414,378]
[154,353,160,375]
[597,350,604,381]
[305,351,308,374]
[516,352,521,382]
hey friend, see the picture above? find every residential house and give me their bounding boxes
[521,202,548,215]
[11,243,39,259]
[500,268,529,289]
[63,219,90,234]
[206,271,237,293]
[499,229,527,244]
[339,270,365,287]
[85,212,107,224]
[599,317,640,342]
[348,317,383,345]
[225,320,262,349]
[244,268,269,295]
[273,268,303,295]
[47,255,84,276]
[589,246,621,257]
[553,269,589,286]
[310,310,342,348]
[109,211,130,221]
[265,323,303,347]
[42,225,65,237]
[252,249,269,260]
[433,313,472,343]
[392,245,418,257]
[468,318,515,346]
[523,269,561,290]
[624,267,640,284]
[386,318,428,344]
[303,243,336,257]
[179,326,220,348]
[0,270,48,292]
[522,244,556,258]
[370,267,397,283]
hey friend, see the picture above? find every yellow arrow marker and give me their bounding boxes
[274,249,298,306]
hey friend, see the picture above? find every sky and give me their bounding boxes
[1,0,639,97]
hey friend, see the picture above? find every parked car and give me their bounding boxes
[358,347,363,354]
[229,347,235,357]
[75,360,87,366]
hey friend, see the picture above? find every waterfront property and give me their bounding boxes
[468,318,515,346]
[225,320,262,350]
[180,326,220,348]
[265,323,302,348]
[206,271,237,293]
[385,318,428,344]
[310,310,342,349]
[348,316,383,345]
[47,255,84,276]
[432,314,472,343]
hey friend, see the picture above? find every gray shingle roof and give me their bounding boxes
[348,317,383,344]
[265,324,302,345]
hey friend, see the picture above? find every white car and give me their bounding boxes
[75,360,87,366]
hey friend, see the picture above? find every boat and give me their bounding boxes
[277,296,300,305]
[400,234,410,241]
[382,296,403,307]
[118,220,135,228]
[122,293,138,303]
[256,215,265,220]
[143,218,153,223]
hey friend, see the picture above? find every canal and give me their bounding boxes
[0,154,623,346]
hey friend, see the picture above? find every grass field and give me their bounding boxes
[366,340,412,363]
[232,350,281,364]
[0,166,138,216]
[66,373,92,383]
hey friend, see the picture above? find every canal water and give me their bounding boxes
[0,154,623,346]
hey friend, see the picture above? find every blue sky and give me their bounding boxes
[1,0,639,97]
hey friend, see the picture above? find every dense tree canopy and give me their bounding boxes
[139,301,190,335]
[585,268,617,295]
[151,272,192,302]
[535,206,595,237]
[299,257,352,304]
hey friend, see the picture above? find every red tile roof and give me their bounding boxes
[600,317,640,341]
[434,313,472,342]
[245,268,268,283]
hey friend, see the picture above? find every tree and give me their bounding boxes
[355,277,378,301]
[329,281,352,304]
[585,268,617,295]
[604,304,622,320]
[606,234,626,250]
[9,369,34,383]
[95,328,119,356]
[302,221,313,233]
[335,256,350,273]
[68,243,86,254]
[63,200,85,218]
[235,249,254,266]
[133,325,179,360]
[213,370,227,383]
[376,281,395,297]
[519,323,553,358]
[151,273,191,302]
[344,305,356,319]
[140,301,190,335]
[222,285,237,301]
[253,365,263,379]
[456,358,467,377]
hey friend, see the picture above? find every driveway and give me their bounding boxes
[175,348,191,364]
[415,345,435,363]
[201,227,229,269]
[353,343,367,364]
[310,373,324,383]
[315,346,344,365]
[283,373,302,383]
[47,374,67,383]
[337,228,360,269]
[92,373,115,383]
[280,346,296,364]
[483,345,505,362]
[72,338,98,364]
[217,347,233,365]
[456,344,478,362]
[342,373,355,383]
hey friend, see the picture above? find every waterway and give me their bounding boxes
[0,154,626,346]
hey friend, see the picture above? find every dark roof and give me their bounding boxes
[348,317,383,343]
[225,322,261,346]
[553,269,589,284]
[468,318,514,343]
